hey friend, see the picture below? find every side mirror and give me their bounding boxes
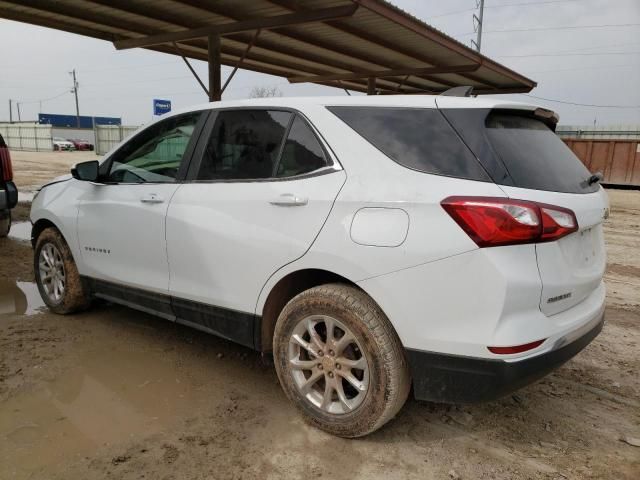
[71,160,99,182]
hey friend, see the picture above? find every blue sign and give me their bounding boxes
[153,99,171,116]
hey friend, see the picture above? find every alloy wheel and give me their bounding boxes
[288,314,370,414]
[38,242,66,303]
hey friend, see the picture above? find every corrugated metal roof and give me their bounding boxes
[0,0,536,95]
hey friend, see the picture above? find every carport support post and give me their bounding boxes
[208,34,222,102]
[367,77,376,95]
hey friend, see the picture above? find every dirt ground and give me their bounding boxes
[0,153,638,479]
[10,150,100,191]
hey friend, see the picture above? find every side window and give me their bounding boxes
[107,111,202,183]
[328,106,490,182]
[197,110,291,180]
[276,115,328,178]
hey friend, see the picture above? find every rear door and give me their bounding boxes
[444,109,608,315]
[166,109,345,328]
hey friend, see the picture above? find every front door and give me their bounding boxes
[77,111,206,297]
[166,109,345,341]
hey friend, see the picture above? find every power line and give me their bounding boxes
[491,41,640,58]
[427,0,585,20]
[484,23,640,33]
[486,0,586,7]
[521,94,640,108]
[16,90,69,105]
[426,6,476,21]
[454,22,640,38]
[497,51,640,57]
[534,41,640,53]
[526,63,640,74]
[81,60,182,73]
[81,74,195,89]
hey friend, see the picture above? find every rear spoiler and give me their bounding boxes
[533,107,559,131]
[487,106,559,131]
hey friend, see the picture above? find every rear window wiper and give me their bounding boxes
[587,172,603,186]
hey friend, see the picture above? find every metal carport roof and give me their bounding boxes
[0,0,537,100]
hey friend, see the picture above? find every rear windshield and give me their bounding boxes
[327,106,490,182]
[484,113,598,194]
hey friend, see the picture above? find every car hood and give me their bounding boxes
[38,173,72,191]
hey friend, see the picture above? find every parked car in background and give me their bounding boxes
[0,133,18,237]
[30,96,608,437]
[67,138,94,151]
[52,137,75,151]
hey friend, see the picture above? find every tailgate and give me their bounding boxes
[441,108,610,316]
[502,186,608,315]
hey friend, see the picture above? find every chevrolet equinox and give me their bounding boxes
[30,96,608,437]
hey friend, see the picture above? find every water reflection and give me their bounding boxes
[0,344,219,477]
[0,280,45,316]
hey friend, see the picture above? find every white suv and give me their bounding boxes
[30,96,607,437]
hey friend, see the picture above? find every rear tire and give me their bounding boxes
[34,227,91,314]
[273,283,410,438]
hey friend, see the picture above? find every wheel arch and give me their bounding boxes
[31,218,60,247]
[259,268,382,353]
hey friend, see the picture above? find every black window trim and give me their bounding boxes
[96,109,210,186]
[184,106,342,184]
[272,112,296,177]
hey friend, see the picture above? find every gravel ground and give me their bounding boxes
[0,153,638,479]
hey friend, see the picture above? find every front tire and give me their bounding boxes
[34,227,91,314]
[273,283,410,438]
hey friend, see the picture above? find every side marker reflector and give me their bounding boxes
[488,339,545,355]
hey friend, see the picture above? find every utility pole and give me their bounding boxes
[471,0,485,52]
[16,102,22,122]
[8,99,12,123]
[70,69,80,127]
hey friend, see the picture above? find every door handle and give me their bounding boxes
[140,193,164,204]
[269,193,308,207]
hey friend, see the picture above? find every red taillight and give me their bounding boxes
[539,206,578,241]
[488,339,545,355]
[0,147,13,181]
[441,196,578,247]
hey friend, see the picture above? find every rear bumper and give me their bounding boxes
[406,310,604,403]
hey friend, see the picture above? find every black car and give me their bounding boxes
[0,133,18,237]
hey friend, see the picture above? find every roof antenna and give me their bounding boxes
[440,86,474,97]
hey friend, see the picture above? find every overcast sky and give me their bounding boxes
[1,0,639,126]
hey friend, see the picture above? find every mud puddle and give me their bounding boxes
[7,221,31,242]
[0,336,219,478]
[0,280,45,316]
[0,304,282,479]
